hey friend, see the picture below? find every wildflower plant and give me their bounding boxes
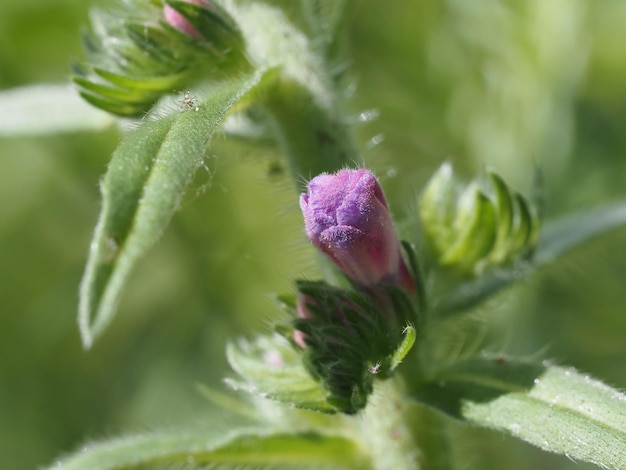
[3,0,625,469]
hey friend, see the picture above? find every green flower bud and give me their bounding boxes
[418,163,540,275]
[293,280,416,414]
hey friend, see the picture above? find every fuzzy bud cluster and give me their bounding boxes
[74,0,245,116]
[293,169,419,413]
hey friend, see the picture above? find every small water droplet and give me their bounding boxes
[358,109,379,123]
[365,133,385,150]
[533,378,540,385]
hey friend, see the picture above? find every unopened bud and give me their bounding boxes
[164,0,210,40]
[300,169,414,292]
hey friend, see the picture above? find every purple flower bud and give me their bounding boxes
[163,0,211,41]
[300,169,414,292]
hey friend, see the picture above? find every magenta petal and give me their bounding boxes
[301,169,412,289]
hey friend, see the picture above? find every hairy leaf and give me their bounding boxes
[0,83,114,136]
[78,71,266,348]
[49,428,367,470]
[412,356,626,469]
[226,334,335,413]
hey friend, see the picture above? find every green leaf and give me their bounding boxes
[0,83,114,136]
[49,428,367,470]
[412,356,626,470]
[436,198,626,317]
[78,71,267,348]
[226,334,335,413]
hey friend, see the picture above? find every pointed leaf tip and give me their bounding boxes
[78,72,268,347]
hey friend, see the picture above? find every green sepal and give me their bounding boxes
[124,22,192,66]
[73,76,155,105]
[389,325,416,372]
[418,163,541,276]
[441,184,497,271]
[401,240,426,312]
[418,162,456,255]
[292,280,418,414]
[76,91,147,118]
[164,0,244,53]
[487,171,514,264]
[93,67,188,92]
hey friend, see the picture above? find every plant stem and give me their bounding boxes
[360,377,424,470]
[262,76,362,190]
[359,376,455,470]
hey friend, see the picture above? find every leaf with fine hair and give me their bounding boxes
[0,83,114,136]
[48,427,368,470]
[78,71,267,348]
[411,356,626,470]
[436,198,626,317]
[226,334,336,414]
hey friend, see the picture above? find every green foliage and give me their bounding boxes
[78,71,267,347]
[51,428,366,470]
[2,1,626,470]
[77,0,361,347]
[412,356,626,470]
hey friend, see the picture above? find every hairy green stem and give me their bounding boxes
[359,376,454,470]
[360,377,424,470]
[262,76,362,189]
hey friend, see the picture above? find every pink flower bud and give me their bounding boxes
[300,169,414,291]
[163,0,210,41]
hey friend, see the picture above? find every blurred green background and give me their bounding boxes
[0,1,625,469]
